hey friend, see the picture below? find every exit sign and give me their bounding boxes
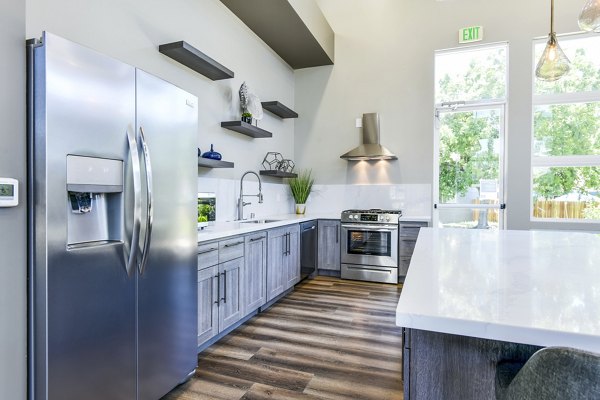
[459,26,483,44]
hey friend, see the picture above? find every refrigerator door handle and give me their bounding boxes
[137,126,154,275]
[126,128,142,276]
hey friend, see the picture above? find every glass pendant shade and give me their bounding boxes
[578,0,600,32]
[536,34,571,82]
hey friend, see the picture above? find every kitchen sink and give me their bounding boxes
[240,219,283,224]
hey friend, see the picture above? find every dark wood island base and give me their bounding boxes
[402,328,541,400]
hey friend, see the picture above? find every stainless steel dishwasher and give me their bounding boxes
[300,221,318,281]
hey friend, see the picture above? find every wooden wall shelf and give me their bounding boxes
[221,121,272,138]
[259,170,298,178]
[159,41,234,81]
[198,158,234,168]
[261,101,298,119]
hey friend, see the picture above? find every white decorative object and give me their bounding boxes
[247,93,263,121]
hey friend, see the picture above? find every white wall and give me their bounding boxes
[296,0,599,231]
[26,0,297,184]
[0,0,27,398]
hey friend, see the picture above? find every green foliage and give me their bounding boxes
[583,202,600,220]
[288,170,314,204]
[242,112,252,118]
[197,204,214,223]
[437,52,503,202]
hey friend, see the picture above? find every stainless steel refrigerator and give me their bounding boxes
[27,32,198,400]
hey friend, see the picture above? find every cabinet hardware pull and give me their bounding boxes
[214,273,220,306]
[224,241,244,248]
[198,247,218,255]
[250,236,266,242]
[336,225,339,243]
[282,233,286,256]
[221,271,227,303]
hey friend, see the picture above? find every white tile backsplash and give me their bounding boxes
[199,177,432,221]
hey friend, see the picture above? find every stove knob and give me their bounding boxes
[385,216,390,222]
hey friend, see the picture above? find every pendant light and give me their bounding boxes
[536,0,570,82]
[578,0,600,32]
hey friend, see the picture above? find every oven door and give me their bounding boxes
[341,224,398,268]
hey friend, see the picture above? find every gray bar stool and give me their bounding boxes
[495,347,600,400]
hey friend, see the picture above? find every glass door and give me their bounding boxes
[433,104,506,229]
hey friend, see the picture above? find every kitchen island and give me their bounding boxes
[396,228,600,400]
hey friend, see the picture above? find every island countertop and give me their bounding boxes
[396,228,600,353]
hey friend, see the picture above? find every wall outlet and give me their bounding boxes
[355,118,362,128]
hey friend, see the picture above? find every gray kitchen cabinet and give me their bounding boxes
[399,221,429,279]
[317,220,341,271]
[218,257,244,332]
[244,232,267,313]
[285,225,301,288]
[197,236,245,346]
[266,227,287,301]
[197,265,219,345]
[267,224,300,302]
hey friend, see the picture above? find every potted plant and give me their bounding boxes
[241,112,252,124]
[288,170,314,214]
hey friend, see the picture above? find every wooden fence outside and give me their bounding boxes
[533,200,597,219]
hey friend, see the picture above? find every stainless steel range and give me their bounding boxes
[341,209,402,284]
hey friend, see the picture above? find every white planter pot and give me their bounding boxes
[295,203,306,215]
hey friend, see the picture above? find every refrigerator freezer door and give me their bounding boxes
[135,70,198,400]
[30,33,137,400]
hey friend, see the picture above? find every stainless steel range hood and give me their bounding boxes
[340,113,397,161]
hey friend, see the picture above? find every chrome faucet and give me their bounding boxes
[237,171,263,220]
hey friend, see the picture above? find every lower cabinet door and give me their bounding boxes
[267,231,286,301]
[218,257,244,332]
[285,228,301,289]
[244,233,267,313]
[317,220,341,271]
[197,265,219,345]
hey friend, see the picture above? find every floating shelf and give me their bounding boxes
[221,121,272,138]
[259,170,298,178]
[198,157,234,169]
[159,41,234,81]
[261,101,299,119]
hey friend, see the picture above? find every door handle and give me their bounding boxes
[336,225,339,243]
[138,126,154,275]
[282,234,286,256]
[214,273,220,306]
[286,233,290,256]
[125,128,142,276]
[221,270,227,303]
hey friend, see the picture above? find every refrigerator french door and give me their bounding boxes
[28,32,198,400]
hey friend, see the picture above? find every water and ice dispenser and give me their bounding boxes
[66,155,123,247]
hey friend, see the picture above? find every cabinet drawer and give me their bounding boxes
[399,239,417,257]
[197,243,219,269]
[399,256,411,277]
[219,237,245,263]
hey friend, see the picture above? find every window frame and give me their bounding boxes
[530,32,600,224]
[433,42,509,229]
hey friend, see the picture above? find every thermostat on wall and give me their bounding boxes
[0,178,18,207]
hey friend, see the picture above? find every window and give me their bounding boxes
[532,34,600,222]
[433,43,508,229]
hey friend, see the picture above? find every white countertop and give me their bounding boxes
[197,213,340,243]
[198,213,432,243]
[396,228,600,353]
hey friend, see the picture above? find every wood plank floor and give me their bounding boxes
[162,277,404,400]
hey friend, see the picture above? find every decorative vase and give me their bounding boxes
[202,144,222,160]
[295,204,306,215]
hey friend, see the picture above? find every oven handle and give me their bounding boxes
[341,224,398,232]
